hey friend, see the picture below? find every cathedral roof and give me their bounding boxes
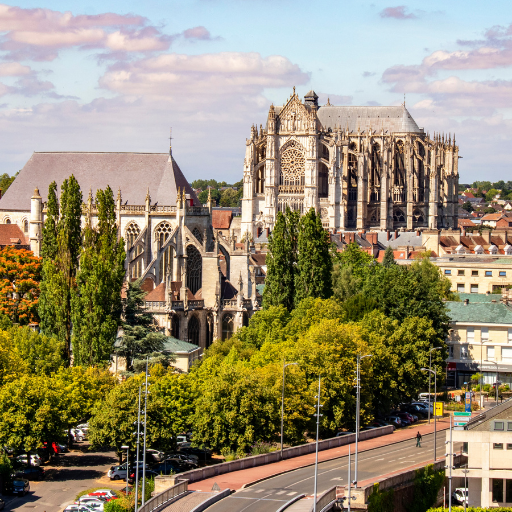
[316,105,422,133]
[0,152,198,211]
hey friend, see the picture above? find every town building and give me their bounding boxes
[445,293,512,389]
[451,398,512,507]
[241,89,459,239]
[0,149,264,351]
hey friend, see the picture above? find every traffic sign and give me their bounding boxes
[454,421,468,426]
[454,412,471,417]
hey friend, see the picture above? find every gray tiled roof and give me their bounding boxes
[316,105,422,133]
[384,232,423,248]
[447,301,512,324]
[0,152,198,211]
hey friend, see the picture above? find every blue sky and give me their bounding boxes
[1,0,512,184]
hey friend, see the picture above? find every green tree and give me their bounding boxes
[115,279,169,371]
[0,172,18,195]
[461,201,473,212]
[382,246,396,268]
[263,208,298,311]
[72,186,125,366]
[294,208,332,306]
[485,188,499,202]
[0,375,66,453]
[219,188,240,207]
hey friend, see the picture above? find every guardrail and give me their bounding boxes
[176,426,393,484]
[188,488,231,512]
[311,486,337,512]
[138,480,188,512]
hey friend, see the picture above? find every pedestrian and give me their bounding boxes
[416,431,422,448]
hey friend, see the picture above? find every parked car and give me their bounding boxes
[165,454,198,466]
[403,404,428,419]
[77,497,104,511]
[452,487,468,506]
[57,443,69,453]
[152,461,183,475]
[64,506,96,512]
[15,466,45,481]
[87,490,118,500]
[167,451,198,462]
[145,449,165,462]
[71,428,86,441]
[385,415,402,428]
[108,462,148,480]
[127,469,159,484]
[6,477,30,496]
[16,453,41,467]
[394,413,412,426]
[178,446,212,460]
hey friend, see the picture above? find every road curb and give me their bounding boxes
[238,428,450,490]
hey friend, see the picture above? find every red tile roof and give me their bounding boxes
[145,282,166,301]
[0,224,28,247]
[457,218,476,227]
[212,210,233,229]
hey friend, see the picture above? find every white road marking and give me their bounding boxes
[287,492,297,496]
[276,491,286,495]
[254,489,265,493]
[375,458,385,461]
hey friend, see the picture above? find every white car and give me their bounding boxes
[16,454,41,467]
[77,497,104,511]
[64,506,95,512]
[108,462,147,480]
[452,488,468,505]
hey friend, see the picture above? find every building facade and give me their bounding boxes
[0,149,263,352]
[241,89,459,240]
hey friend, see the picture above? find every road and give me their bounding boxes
[207,432,458,512]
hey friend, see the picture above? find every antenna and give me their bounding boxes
[169,128,173,157]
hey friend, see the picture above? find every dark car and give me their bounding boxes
[15,466,44,481]
[178,446,212,460]
[403,404,428,419]
[152,461,183,475]
[395,413,412,426]
[127,469,159,484]
[6,478,30,496]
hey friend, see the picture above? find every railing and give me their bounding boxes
[151,205,177,213]
[188,300,204,309]
[310,486,337,512]
[145,301,167,311]
[171,300,184,310]
[138,480,188,512]
[278,185,304,194]
[186,206,210,215]
[222,299,238,308]
[121,205,146,213]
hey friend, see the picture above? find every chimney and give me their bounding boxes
[464,299,469,306]
[387,230,391,241]
[461,226,466,237]
[416,230,420,236]
[0,188,2,199]
[266,228,270,238]
[481,230,491,243]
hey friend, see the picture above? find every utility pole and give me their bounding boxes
[445,414,453,512]
[422,367,438,461]
[313,376,322,512]
[428,347,441,424]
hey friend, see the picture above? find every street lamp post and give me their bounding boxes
[422,367,437,461]
[354,354,372,487]
[428,347,442,424]
[281,360,298,458]
[134,386,142,512]
[141,357,150,505]
[484,360,499,406]
[121,445,129,497]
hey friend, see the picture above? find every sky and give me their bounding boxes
[0,1,511,185]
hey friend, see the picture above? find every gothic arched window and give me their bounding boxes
[155,222,173,250]
[393,208,406,223]
[243,312,249,328]
[348,153,358,201]
[370,143,381,202]
[23,220,28,233]
[318,163,329,198]
[159,246,173,284]
[206,313,214,348]
[222,313,234,340]
[125,222,140,249]
[255,166,265,194]
[192,227,203,245]
[172,315,180,339]
[186,245,202,294]
[131,244,144,280]
[188,315,200,346]
[413,209,425,224]
[394,140,406,187]
[280,141,305,187]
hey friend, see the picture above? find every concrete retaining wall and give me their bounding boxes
[177,426,393,484]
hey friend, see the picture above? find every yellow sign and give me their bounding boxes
[434,402,444,417]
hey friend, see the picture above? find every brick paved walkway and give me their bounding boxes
[189,415,461,492]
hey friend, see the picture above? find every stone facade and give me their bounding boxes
[241,89,459,239]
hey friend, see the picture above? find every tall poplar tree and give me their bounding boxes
[294,208,332,306]
[263,207,298,311]
[71,186,126,366]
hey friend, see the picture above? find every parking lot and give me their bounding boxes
[2,444,124,512]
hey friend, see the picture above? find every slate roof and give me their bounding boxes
[316,105,422,133]
[0,152,198,211]
[162,337,201,353]
[458,293,502,303]
[447,301,512,324]
[385,232,423,248]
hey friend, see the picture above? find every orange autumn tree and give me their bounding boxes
[0,247,41,324]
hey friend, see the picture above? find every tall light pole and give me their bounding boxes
[485,360,499,406]
[281,360,298,458]
[121,445,129,497]
[422,367,437,461]
[428,347,442,424]
[354,354,372,487]
[313,376,322,512]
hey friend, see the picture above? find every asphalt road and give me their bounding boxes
[1,445,123,512]
[207,432,459,512]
